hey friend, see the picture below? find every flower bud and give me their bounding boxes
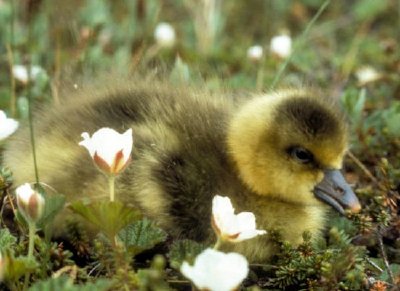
[15,183,45,223]
[154,22,176,48]
[247,45,263,62]
[79,128,133,175]
[355,66,381,86]
[270,33,292,59]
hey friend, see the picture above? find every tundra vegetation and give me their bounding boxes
[0,0,399,290]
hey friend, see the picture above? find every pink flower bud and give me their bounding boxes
[15,183,45,223]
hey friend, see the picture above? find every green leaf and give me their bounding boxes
[341,88,366,127]
[3,255,37,282]
[17,96,29,119]
[79,0,111,27]
[0,228,17,250]
[354,0,389,20]
[381,102,400,138]
[354,88,366,125]
[168,239,207,269]
[170,56,190,83]
[29,276,71,291]
[36,190,66,230]
[118,218,167,255]
[379,263,400,282]
[29,276,112,291]
[69,200,142,240]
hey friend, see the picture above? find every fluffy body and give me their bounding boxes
[5,80,348,262]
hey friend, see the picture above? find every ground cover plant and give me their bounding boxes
[0,0,399,290]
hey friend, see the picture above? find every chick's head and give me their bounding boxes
[228,89,351,208]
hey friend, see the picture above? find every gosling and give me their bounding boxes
[4,81,361,262]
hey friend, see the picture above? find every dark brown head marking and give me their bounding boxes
[275,97,341,138]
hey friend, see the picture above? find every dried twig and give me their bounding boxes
[376,226,395,284]
[347,151,384,190]
[366,257,384,273]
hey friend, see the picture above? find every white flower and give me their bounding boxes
[15,183,45,223]
[355,66,381,85]
[212,195,266,242]
[181,248,249,291]
[247,45,263,62]
[270,34,292,59]
[154,22,176,48]
[0,110,18,140]
[79,128,133,175]
[12,64,44,83]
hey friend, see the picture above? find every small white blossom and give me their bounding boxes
[270,34,292,59]
[12,64,44,84]
[355,66,381,86]
[16,183,45,223]
[154,22,176,48]
[181,248,249,291]
[0,110,18,140]
[247,45,263,62]
[79,128,133,175]
[212,195,266,242]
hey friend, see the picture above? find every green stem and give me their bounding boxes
[269,0,331,90]
[23,222,36,290]
[28,222,36,258]
[213,237,222,250]
[26,8,40,184]
[109,175,115,202]
[256,61,265,91]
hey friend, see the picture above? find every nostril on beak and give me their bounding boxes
[334,186,345,196]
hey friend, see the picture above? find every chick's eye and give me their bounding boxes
[289,147,313,164]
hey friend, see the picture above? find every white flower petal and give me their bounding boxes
[79,132,95,156]
[212,195,266,242]
[12,65,44,83]
[212,195,234,217]
[181,249,249,291]
[0,110,19,140]
[236,212,257,230]
[236,229,267,242]
[121,128,133,159]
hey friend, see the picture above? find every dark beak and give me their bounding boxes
[314,169,361,215]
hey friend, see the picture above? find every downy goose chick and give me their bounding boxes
[4,81,361,262]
